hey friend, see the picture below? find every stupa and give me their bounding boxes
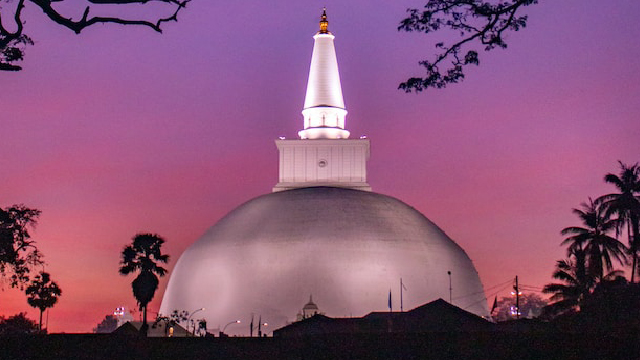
[159,9,489,335]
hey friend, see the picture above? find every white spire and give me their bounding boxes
[298,8,350,140]
[273,8,370,193]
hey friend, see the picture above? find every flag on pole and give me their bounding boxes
[491,296,498,314]
[388,290,392,311]
[249,314,254,337]
[401,279,407,291]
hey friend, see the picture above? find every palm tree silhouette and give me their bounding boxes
[25,271,62,332]
[599,162,640,282]
[543,249,592,316]
[119,233,169,336]
[543,249,623,317]
[561,198,627,280]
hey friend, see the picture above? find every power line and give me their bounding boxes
[452,278,514,301]
[520,286,544,294]
[520,284,543,290]
[461,283,512,310]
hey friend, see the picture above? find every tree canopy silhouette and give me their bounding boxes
[25,271,62,332]
[493,293,546,321]
[544,161,639,318]
[119,233,169,336]
[598,162,640,281]
[398,0,538,91]
[0,204,42,288]
[0,312,38,334]
[580,276,640,331]
[542,250,593,317]
[93,314,118,333]
[0,0,190,71]
[560,198,627,281]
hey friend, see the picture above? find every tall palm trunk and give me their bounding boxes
[631,214,639,282]
[141,306,148,336]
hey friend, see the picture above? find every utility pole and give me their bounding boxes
[514,276,520,320]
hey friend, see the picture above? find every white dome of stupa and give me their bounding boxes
[159,187,488,334]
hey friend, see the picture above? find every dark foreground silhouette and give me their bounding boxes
[0,329,637,360]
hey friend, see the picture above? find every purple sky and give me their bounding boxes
[1,0,639,332]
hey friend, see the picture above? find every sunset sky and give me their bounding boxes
[1,0,639,333]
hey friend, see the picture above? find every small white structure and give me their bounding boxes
[113,306,134,328]
[273,138,370,192]
[296,295,324,321]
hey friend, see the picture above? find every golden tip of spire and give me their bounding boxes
[319,7,329,34]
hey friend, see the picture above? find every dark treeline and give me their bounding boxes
[541,161,640,331]
[0,205,62,333]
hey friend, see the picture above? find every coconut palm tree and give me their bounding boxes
[599,161,640,282]
[25,271,62,332]
[119,233,169,336]
[561,198,627,280]
[543,249,597,317]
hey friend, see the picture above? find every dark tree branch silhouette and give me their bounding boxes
[397,0,538,91]
[0,0,190,71]
[0,205,43,288]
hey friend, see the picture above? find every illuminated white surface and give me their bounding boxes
[279,23,367,191]
[303,34,344,110]
[159,187,489,335]
[273,139,370,192]
[300,33,349,139]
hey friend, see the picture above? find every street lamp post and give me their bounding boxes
[252,322,268,337]
[220,320,241,337]
[187,308,205,336]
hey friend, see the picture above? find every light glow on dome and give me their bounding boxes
[159,187,488,335]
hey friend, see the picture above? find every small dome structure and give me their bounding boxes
[159,187,488,334]
[299,295,322,320]
[303,296,318,311]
